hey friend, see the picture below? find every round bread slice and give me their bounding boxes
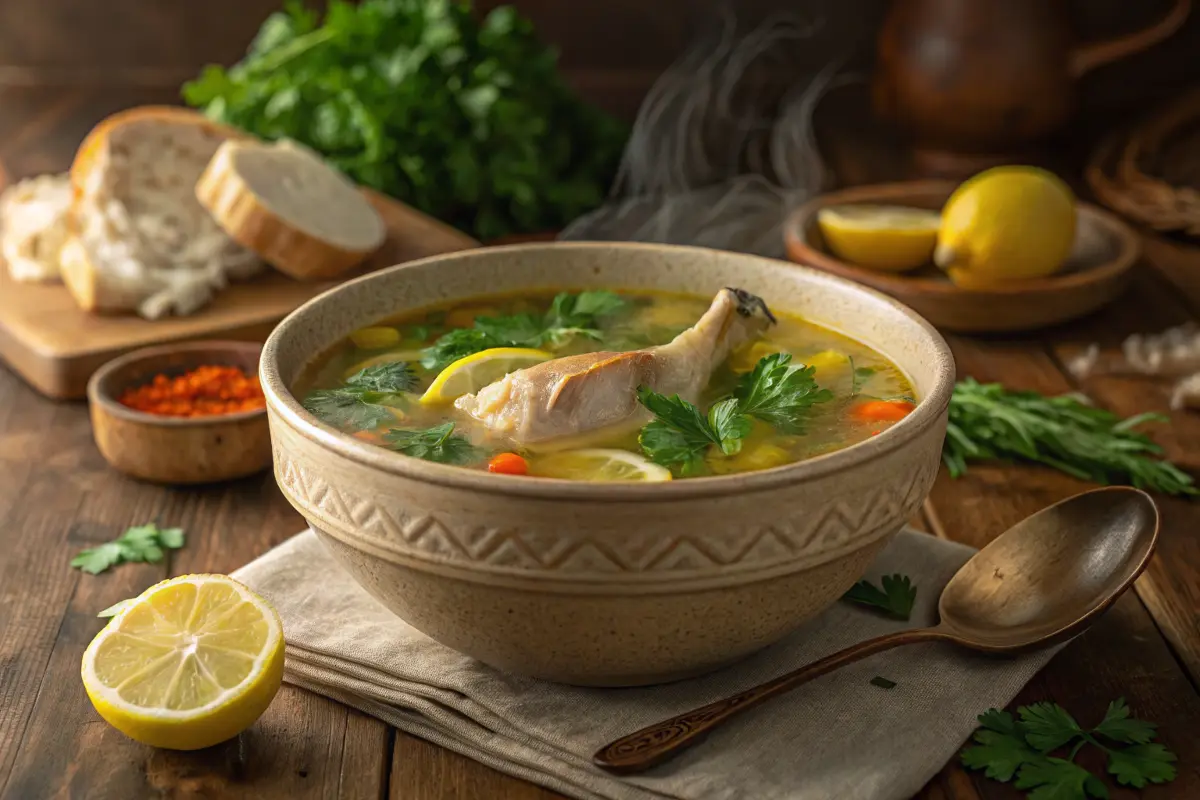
[197,139,386,281]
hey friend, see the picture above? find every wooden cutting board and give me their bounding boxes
[0,186,479,399]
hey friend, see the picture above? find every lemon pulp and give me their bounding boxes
[420,347,553,405]
[530,448,673,481]
[816,204,940,272]
[81,574,284,750]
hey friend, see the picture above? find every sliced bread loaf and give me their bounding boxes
[64,106,263,319]
[197,138,386,281]
[0,173,72,282]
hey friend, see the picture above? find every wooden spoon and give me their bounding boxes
[594,486,1159,774]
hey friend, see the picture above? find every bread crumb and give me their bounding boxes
[0,173,72,282]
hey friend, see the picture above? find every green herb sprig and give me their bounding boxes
[421,290,624,370]
[183,0,627,241]
[962,698,1177,798]
[637,352,830,475]
[944,379,1197,497]
[841,574,917,620]
[71,524,186,575]
[303,362,417,430]
[384,422,483,465]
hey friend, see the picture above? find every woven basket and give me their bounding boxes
[1087,88,1200,237]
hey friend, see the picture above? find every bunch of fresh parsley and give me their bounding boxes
[182,0,627,240]
[421,290,624,370]
[71,523,186,575]
[944,379,1197,497]
[962,698,1177,798]
[303,362,417,430]
[637,353,833,475]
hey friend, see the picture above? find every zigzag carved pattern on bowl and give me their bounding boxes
[276,452,938,574]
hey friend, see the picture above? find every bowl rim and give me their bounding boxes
[260,241,955,501]
[88,340,267,428]
[783,179,1141,296]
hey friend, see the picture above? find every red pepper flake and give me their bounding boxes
[118,365,266,418]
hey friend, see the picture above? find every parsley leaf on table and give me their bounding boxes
[1091,697,1157,745]
[1014,757,1110,800]
[1104,743,1177,788]
[636,389,751,475]
[733,353,833,434]
[1020,702,1085,752]
[71,523,187,575]
[943,378,1197,497]
[841,574,916,620]
[303,362,416,431]
[421,291,625,370]
[384,423,483,465]
[961,710,1046,782]
[961,698,1178,799]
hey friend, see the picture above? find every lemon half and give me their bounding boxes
[81,574,284,751]
[530,449,672,482]
[420,347,553,405]
[817,205,941,272]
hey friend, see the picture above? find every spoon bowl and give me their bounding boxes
[594,486,1159,773]
[937,486,1159,651]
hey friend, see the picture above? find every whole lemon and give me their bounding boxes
[935,166,1076,288]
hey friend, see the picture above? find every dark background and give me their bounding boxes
[0,0,1196,123]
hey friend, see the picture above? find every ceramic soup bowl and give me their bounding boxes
[260,243,955,686]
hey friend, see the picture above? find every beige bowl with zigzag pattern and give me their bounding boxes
[260,242,954,686]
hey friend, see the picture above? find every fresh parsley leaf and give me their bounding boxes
[1104,742,1177,788]
[962,699,1178,799]
[1091,697,1157,745]
[841,573,916,620]
[384,423,483,465]
[303,362,415,430]
[421,292,625,370]
[303,389,398,431]
[71,523,187,575]
[869,676,896,689]
[734,353,833,434]
[1019,702,1085,753]
[344,362,417,393]
[636,388,751,474]
[1015,757,1110,800]
[961,710,1046,782]
[944,379,1198,496]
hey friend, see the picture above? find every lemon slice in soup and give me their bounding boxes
[420,347,554,405]
[530,449,673,482]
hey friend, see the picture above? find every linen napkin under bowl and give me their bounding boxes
[233,527,1059,800]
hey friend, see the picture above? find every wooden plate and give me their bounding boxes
[783,181,1141,333]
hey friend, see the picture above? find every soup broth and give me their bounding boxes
[297,289,916,480]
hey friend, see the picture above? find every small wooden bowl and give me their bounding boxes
[87,341,270,485]
[784,181,1141,333]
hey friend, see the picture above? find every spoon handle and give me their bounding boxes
[593,627,949,773]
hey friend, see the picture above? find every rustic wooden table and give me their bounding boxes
[1,87,1198,800]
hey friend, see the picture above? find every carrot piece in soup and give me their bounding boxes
[852,399,916,422]
[488,452,529,475]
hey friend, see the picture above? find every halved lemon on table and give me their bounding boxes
[530,448,673,482]
[81,574,284,751]
[420,347,553,405]
[816,204,941,272]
